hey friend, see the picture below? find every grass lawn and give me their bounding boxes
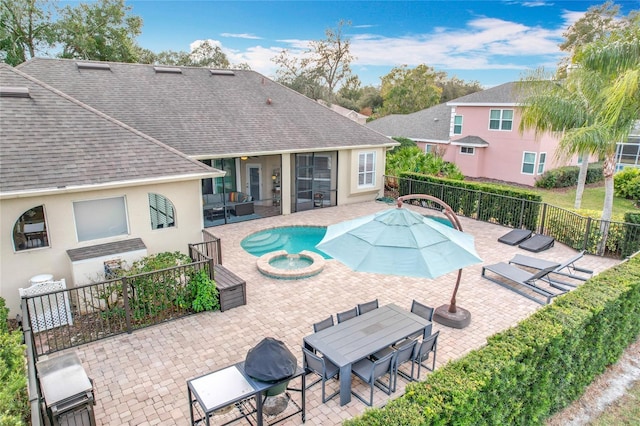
[592,379,640,425]
[532,182,638,217]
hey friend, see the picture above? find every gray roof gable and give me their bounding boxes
[447,81,522,105]
[0,64,219,195]
[18,58,393,157]
[366,103,451,142]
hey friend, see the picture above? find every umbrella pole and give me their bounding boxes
[398,194,473,329]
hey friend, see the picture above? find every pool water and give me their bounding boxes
[426,215,453,228]
[241,226,330,258]
[269,255,313,270]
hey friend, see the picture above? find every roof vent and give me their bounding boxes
[153,66,182,74]
[0,87,31,98]
[76,62,111,71]
[209,69,235,76]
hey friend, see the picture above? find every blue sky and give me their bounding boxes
[127,0,639,88]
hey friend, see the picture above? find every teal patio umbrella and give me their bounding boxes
[316,195,482,328]
[316,205,481,278]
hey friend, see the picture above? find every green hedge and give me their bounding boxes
[398,173,542,230]
[345,255,640,426]
[0,298,28,426]
[535,163,604,188]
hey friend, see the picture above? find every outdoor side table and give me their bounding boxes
[187,361,305,426]
[36,352,96,426]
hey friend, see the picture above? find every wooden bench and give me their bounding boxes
[213,265,247,311]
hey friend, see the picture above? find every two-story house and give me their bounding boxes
[368,82,590,186]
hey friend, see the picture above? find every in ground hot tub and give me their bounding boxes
[257,250,325,279]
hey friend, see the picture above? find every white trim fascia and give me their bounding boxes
[447,102,520,107]
[191,144,399,160]
[0,172,222,200]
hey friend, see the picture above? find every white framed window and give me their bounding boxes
[73,196,129,242]
[453,115,463,134]
[460,146,475,155]
[425,145,433,153]
[358,151,376,188]
[149,193,176,229]
[538,152,547,174]
[522,152,537,175]
[12,205,49,251]
[489,109,513,131]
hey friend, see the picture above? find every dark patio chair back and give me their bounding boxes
[392,339,417,391]
[411,299,434,321]
[413,330,439,379]
[313,315,334,332]
[302,347,339,403]
[350,350,396,406]
[357,299,379,315]
[336,307,358,323]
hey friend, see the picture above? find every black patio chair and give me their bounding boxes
[350,350,396,406]
[391,339,418,391]
[407,299,434,339]
[357,299,379,315]
[410,330,440,381]
[336,307,358,323]
[313,315,334,332]
[302,347,340,403]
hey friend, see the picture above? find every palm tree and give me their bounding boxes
[520,18,639,223]
[518,71,599,210]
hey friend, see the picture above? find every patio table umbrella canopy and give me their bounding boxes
[316,206,482,279]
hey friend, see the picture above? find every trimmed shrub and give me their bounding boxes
[535,163,604,189]
[398,173,542,230]
[614,167,640,202]
[0,297,28,426]
[345,256,640,425]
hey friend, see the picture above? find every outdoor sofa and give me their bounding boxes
[203,192,254,217]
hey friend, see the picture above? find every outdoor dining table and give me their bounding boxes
[303,303,431,406]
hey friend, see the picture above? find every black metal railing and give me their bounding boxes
[22,260,211,358]
[389,175,640,259]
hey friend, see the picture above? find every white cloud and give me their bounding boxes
[220,33,262,40]
[209,14,571,82]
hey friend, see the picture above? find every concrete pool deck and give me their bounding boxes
[56,201,621,425]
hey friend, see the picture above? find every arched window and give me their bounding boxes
[148,193,175,229]
[13,205,49,251]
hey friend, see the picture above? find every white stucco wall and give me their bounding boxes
[1,179,205,316]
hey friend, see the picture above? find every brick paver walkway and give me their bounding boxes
[56,201,620,425]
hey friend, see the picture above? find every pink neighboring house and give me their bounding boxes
[367,82,592,187]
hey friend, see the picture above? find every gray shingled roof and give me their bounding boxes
[451,136,489,147]
[18,59,394,157]
[0,64,219,194]
[447,81,522,105]
[365,103,451,142]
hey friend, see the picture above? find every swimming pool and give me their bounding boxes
[241,226,330,258]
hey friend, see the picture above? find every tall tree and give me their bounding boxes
[152,40,231,68]
[557,1,624,78]
[272,20,354,101]
[520,13,639,233]
[379,64,442,115]
[55,0,143,62]
[437,74,483,103]
[305,19,354,97]
[0,0,56,65]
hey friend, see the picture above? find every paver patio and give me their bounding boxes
[49,201,620,425]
